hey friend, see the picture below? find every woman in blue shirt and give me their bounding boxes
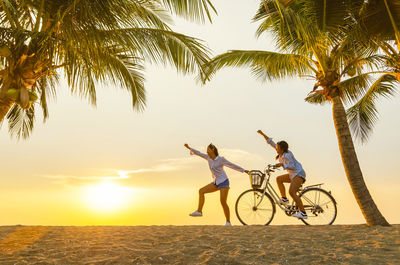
[258,130,308,219]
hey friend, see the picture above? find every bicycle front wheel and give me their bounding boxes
[299,187,337,225]
[235,189,276,225]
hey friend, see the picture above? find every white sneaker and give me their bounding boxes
[189,210,202,217]
[279,197,289,205]
[292,211,308,219]
[225,222,232,226]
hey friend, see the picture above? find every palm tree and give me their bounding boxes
[0,0,216,138]
[203,0,394,225]
[346,0,400,141]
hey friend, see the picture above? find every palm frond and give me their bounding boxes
[27,0,172,31]
[204,50,313,83]
[253,0,319,54]
[304,92,327,105]
[37,77,50,121]
[300,0,364,33]
[97,28,212,76]
[360,0,400,42]
[92,51,146,110]
[69,64,97,106]
[57,27,209,109]
[0,0,22,29]
[347,74,398,143]
[117,55,146,111]
[253,0,363,55]
[161,0,217,23]
[356,54,386,72]
[383,0,400,46]
[6,103,35,140]
[340,73,373,104]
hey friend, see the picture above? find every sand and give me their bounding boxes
[0,225,398,264]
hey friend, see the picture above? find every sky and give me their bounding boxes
[0,0,399,226]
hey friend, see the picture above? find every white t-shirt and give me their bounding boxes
[189,148,245,185]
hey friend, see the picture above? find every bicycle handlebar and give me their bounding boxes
[246,164,280,176]
[267,164,280,170]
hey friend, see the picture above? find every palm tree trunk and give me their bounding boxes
[0,96,13,122]
[331,96,389,226]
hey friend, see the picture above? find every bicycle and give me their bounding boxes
[235,164,337,225]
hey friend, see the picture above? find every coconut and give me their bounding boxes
[5,89,19,100]
[19,88,30,109]
[347,67,356,77]
[0,45,11,57]
[28,91,39,102]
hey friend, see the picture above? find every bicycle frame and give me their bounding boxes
[252,168,287,212]
[252,166,325,212]
[239,165,337,225]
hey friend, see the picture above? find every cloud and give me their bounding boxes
[41,148,265,187]
[219,148,264,162]
[40,158,191,186]
[41,174,120,186]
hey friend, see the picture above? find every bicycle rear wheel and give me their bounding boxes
[299,187,337,225]
[235,189,275,225]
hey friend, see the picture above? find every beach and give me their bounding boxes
[0,224,398,264]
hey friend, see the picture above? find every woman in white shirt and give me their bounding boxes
[184,143,248,226]
[257,130,308,219]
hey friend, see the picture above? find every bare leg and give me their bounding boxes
[197,183,218,212]
[289,176,305,212]
[219,187,230,222]
[276,174,291,198]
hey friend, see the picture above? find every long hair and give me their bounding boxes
[208,143,219,156]
[275,141,289,160]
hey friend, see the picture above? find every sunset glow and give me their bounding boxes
[84,182,132,212]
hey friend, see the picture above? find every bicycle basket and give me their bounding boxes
[249,171,265,188]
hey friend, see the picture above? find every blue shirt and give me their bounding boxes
[267,138,305,179]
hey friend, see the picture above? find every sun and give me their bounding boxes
[84,181,132,212]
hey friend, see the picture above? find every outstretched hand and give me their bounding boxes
[244,170,250,174]
[257,130,268,138]
[184,143,190,149]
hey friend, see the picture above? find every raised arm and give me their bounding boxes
[257,130,276,149]
[221,157,246,173]
[184,143,209,160]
